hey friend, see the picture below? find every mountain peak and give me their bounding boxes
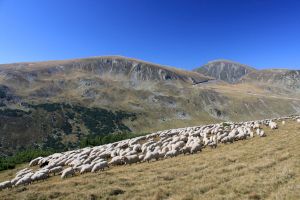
[194,59,256,83]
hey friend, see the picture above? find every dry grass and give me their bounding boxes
[1,120,300,200]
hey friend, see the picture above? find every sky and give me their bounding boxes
[0,0,300,70]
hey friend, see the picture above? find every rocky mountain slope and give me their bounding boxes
[0,56,299,156]
[194,59,256,83]
[240,69,300,90]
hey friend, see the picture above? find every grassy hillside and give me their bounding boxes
[0,119,299,200]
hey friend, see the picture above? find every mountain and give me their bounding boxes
[240,69,300,91]
[194,59,256,83]
[0,56,211,85]
[0,56,299,156]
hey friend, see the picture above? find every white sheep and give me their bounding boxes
[138,154,144,161]
[269,121,278,129]
[61,167,75,179]
[108,156,124,165]
[180,146,191,154]
[16,168,32,178]
[256,129,265,137]
[172,141,185,151]
[0,181,12,190]
[80,164,95,174]
[164,149,179,158]
[10,177,21,186]
[143,151,159,162]
[123,155,140,165]
[190,143,202,154]
[133,144,142,152]
[91,161,109,172]
[31,172,49,182]
[29,157,43,167]
[259,130,265,137]
[15,173,33,186]
[49,166,64,175]
[208,135,218,148]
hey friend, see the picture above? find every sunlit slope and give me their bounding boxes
[0,119,299,200]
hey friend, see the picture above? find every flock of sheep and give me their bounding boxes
[1,115,299,190]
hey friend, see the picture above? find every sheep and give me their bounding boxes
[91,161,109,172]
[143,151,159,162]
[180,146,191,154]
[98,152,111,159]
[157,151,166,160]
[259,130,265,137]
[161,146,169,154]
[16,168,32,178]
[125,150,138,156]
[29,157,43,167]
[164,149,179,158]
[0,181,12,190]
[248,130,254,138]
[208,135,218,148]
[256,129,265,137]
[83,156,96,164]
[269,121,278,129]
[235,131,247,140]
[110,150,118,158]
[80,164,95,174]
[202,137,210,146]
[172,141,185,151]
[31,172,49,182]
[10,177,21,186]
[281,121,286,125]
[138,154,144,161]
[108,156,125,166]
[69,159,82,167]
[190,143,202,154]
[49,166,64,175]
[217,132,228,141]
[15,173,33,186]
[123,155,140,165]
[221,135,234,143]
[36,168,50,175]
[297,118,300,123]
[133,144,142,152]
[253,122,260,129]
[61,167,75,179]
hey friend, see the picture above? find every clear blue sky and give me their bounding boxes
[0,0,300,70]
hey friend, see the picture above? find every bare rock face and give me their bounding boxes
[194,60,256,83]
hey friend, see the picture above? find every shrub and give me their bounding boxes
[0,148,56,171]
[80,132,147,148]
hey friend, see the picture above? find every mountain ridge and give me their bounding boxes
[0,56,213,85]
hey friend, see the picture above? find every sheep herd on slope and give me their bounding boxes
[1,115,300,190]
